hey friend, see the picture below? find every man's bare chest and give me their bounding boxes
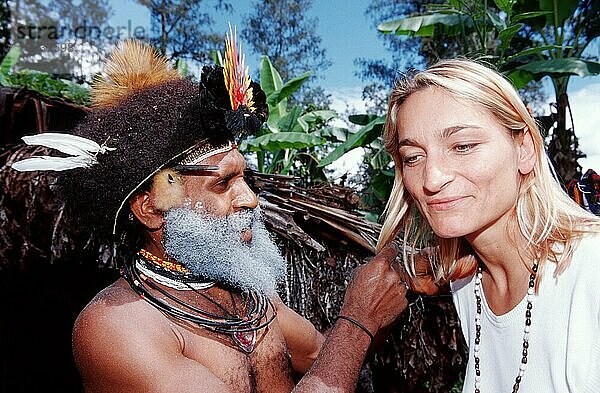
[175,321,296,393]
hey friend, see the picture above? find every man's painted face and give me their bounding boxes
[395,87,527,242]
[162,149,285,294]
[180,148,259,241]
[181,149,257,215]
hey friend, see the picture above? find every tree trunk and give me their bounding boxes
[547,77,583,183]
[160,0,167,56]
[0,0,11,58]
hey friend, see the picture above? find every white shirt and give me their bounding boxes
[451,234,600,393]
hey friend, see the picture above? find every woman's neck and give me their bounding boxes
[466,223,533,315]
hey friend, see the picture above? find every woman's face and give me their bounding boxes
[395,87,533,242]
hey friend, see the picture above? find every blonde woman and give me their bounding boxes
[378,59,600,393]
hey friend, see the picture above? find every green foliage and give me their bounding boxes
[4,70,90,106]
[243,132,325,152]
[378,13,473,37]
[508,58,600,88]
[0,45,20,76]
[240,56,348,184]
[539,0,578,26]
[318,116,385,168]
[1,45,90,106]
[0,45,20,86]
[378,1,599,77]
[175,58,190,77]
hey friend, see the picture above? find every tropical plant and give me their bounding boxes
[317,113,395,214]
[240,56,348,185]
[0,44,20,86]
[377,0,600,181]
[1,45,90,106]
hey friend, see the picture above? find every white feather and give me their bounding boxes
[22,133,115,156]
[10,156,96,172]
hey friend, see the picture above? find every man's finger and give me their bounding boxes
[372,242,399,266]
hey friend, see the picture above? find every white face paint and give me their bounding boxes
[194,201,205,212]
[163,207,285,295]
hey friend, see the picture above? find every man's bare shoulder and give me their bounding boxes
[72,279,183,388]
[75,278,163,329]
[74,278,178,346]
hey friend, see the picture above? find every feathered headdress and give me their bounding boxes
[223,24,255,112]
[92,40,181,108]
[12,32,268,241]
[11,41,180,172]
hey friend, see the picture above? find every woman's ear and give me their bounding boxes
[517,128,536,175]
[129,191,165,230]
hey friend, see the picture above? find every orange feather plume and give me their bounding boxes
[92,40,181,108]
[223,24,255,112]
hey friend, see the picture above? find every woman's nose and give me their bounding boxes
[422,155,453,193]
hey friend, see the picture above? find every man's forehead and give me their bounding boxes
[201,149,247,174]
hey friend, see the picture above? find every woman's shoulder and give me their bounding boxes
[555,232,600,287]
[568,232,600,270]
[574,232,600,255]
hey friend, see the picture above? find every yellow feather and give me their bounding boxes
[92,40,181,108]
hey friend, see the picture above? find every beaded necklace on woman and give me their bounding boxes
[473,260,539,393]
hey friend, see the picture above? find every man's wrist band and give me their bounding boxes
[336,315,374,342]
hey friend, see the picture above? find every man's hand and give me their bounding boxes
[339,242,409,336]
[402,247,441,296]
[397,247,476,296]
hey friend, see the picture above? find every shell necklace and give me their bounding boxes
[473,260,538,393]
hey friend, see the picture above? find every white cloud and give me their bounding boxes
[327,86,368,126]
[325,87,368,178]
[569,82,600,173]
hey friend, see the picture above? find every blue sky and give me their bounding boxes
[110,0,389,90]
[110,0,600,172]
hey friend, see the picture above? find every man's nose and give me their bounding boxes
[422,154,453,193]
[232,180,259,210]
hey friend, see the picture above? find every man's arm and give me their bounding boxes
[274,296,325,374]
[293,243,409,392]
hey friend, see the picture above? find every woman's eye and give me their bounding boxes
[402,154,423,166]
[454,143,476,153]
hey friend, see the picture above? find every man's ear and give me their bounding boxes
[129,191,165,230]
[517,128,536,175]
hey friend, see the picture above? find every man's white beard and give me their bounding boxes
[163,207,285,295]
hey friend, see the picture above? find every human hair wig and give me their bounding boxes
[57,41,267,242]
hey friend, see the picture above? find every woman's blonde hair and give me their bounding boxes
[377,58,600,284]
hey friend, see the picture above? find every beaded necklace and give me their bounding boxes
[123,249,276,354]
[139,248,190,274]
[136,249,215,290]
[473,260,538,393]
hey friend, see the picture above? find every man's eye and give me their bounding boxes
[214,179,231,189]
